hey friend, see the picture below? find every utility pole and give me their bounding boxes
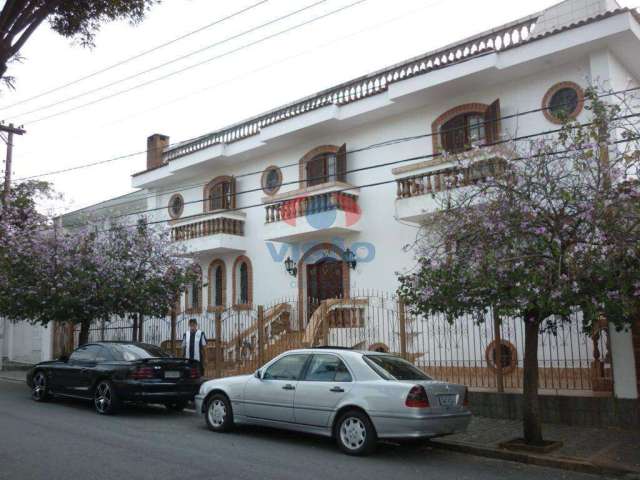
[1,122,26,210]
[0,123,25,370]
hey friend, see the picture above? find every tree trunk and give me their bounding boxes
[78,320,91,346]
[522,317,544,445]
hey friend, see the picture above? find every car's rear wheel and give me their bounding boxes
[205,393,233,432]
[336,410,377,456]
[94,380,120,415]
[165,401,189,412]
[31,371,51,402]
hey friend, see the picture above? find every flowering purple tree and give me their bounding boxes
[0,188,194,346]
[398,86,640,445]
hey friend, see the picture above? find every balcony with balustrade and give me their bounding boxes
[263,182,361,243]
[393,154,507,223]
[171,211,247,255]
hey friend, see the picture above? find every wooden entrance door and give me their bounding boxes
[307,258,344,319]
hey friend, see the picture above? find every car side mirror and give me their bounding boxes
[254,369,262,379]
[59,355,69,363]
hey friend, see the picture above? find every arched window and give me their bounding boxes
[203,176,236,212]
[232,256,253,309]
[299,144,347,188]
[184,264,203,314]
[208,259,226,310]
[432,100,501,154]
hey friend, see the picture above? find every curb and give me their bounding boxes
[0,375,26,384]
[426,439,639,478]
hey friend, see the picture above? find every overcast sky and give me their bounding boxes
[1,0,636,214]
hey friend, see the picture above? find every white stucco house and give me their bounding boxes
[5,0,640,405]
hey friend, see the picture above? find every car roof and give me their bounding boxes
[282,348,391,357]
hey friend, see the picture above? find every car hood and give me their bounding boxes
[201,374,252,391]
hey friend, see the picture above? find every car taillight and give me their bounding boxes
[130,366,155,380]
[189,367,200,379]
[405,385,430,408]
[463,387,469,407]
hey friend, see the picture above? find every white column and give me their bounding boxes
[610,327,639,399]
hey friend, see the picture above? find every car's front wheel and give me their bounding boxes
[31,371,51,402]
[94,380,120,415]
[205,393,234,432]
[336,410,377,456]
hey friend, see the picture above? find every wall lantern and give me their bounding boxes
[284,256,298,277]
[344,248,357,270]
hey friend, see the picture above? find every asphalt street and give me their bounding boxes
[0,379,613,480]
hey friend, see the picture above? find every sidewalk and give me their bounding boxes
[0,369,27,383]
[428,416,640,477]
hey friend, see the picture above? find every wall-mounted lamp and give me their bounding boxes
[344,248,357,270]
[284,256,298,277]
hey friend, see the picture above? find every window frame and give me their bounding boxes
[431,101,501,154]
[185,264,203,314]
[167,193,184,219]
[298,144,347,189]
[261,165,283,195]
[542,81,584,124]
[301,353,353,383]
[232,255,253,310]
[207,259,226,311]
[69,344,102,364]
[262,353,311,381]
[203,176,236,213]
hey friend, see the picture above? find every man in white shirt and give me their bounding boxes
[182,319,207,376]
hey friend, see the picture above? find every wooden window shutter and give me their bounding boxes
[336,144,347,182]
[484,99,501,145]
[229,177,236,209]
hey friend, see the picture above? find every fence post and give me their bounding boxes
[214,312,222,378]
[398,298,407,359]
[257,305,265,366]
[100,316,106,341]
[138,314,144,343]
[132,315,138,342]
[170,307,177,356]
[493,308,504,393]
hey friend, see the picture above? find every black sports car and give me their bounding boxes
[26,341,202,415]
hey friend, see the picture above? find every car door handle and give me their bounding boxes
[282,384,295,391]
[330,386,345,393]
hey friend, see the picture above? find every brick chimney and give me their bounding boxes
[147,134,169,170]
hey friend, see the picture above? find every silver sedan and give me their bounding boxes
[194,348,471,455]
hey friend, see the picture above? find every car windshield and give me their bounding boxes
[364,355,431,381]
[108,343,169,361]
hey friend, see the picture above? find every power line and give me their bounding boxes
[15,0,446,156]
[60,117,640,229]
[15,83,640,197]
[63,134,639,234]
[8,0,329,121]
[19,0,369,125]
[0,0,270,112]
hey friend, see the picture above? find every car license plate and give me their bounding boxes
[164,371,181,379]
[438,394,457,407]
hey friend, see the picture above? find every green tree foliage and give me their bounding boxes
[398,87,640,445]
[0,0,159,87]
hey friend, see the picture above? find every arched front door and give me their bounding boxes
[306,257,344,319]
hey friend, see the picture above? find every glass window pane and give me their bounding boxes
[550,87,578,118]
[109,343,169,361]
[263,354,309,380]
[304,354,352,382]
[363,355,431,380]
